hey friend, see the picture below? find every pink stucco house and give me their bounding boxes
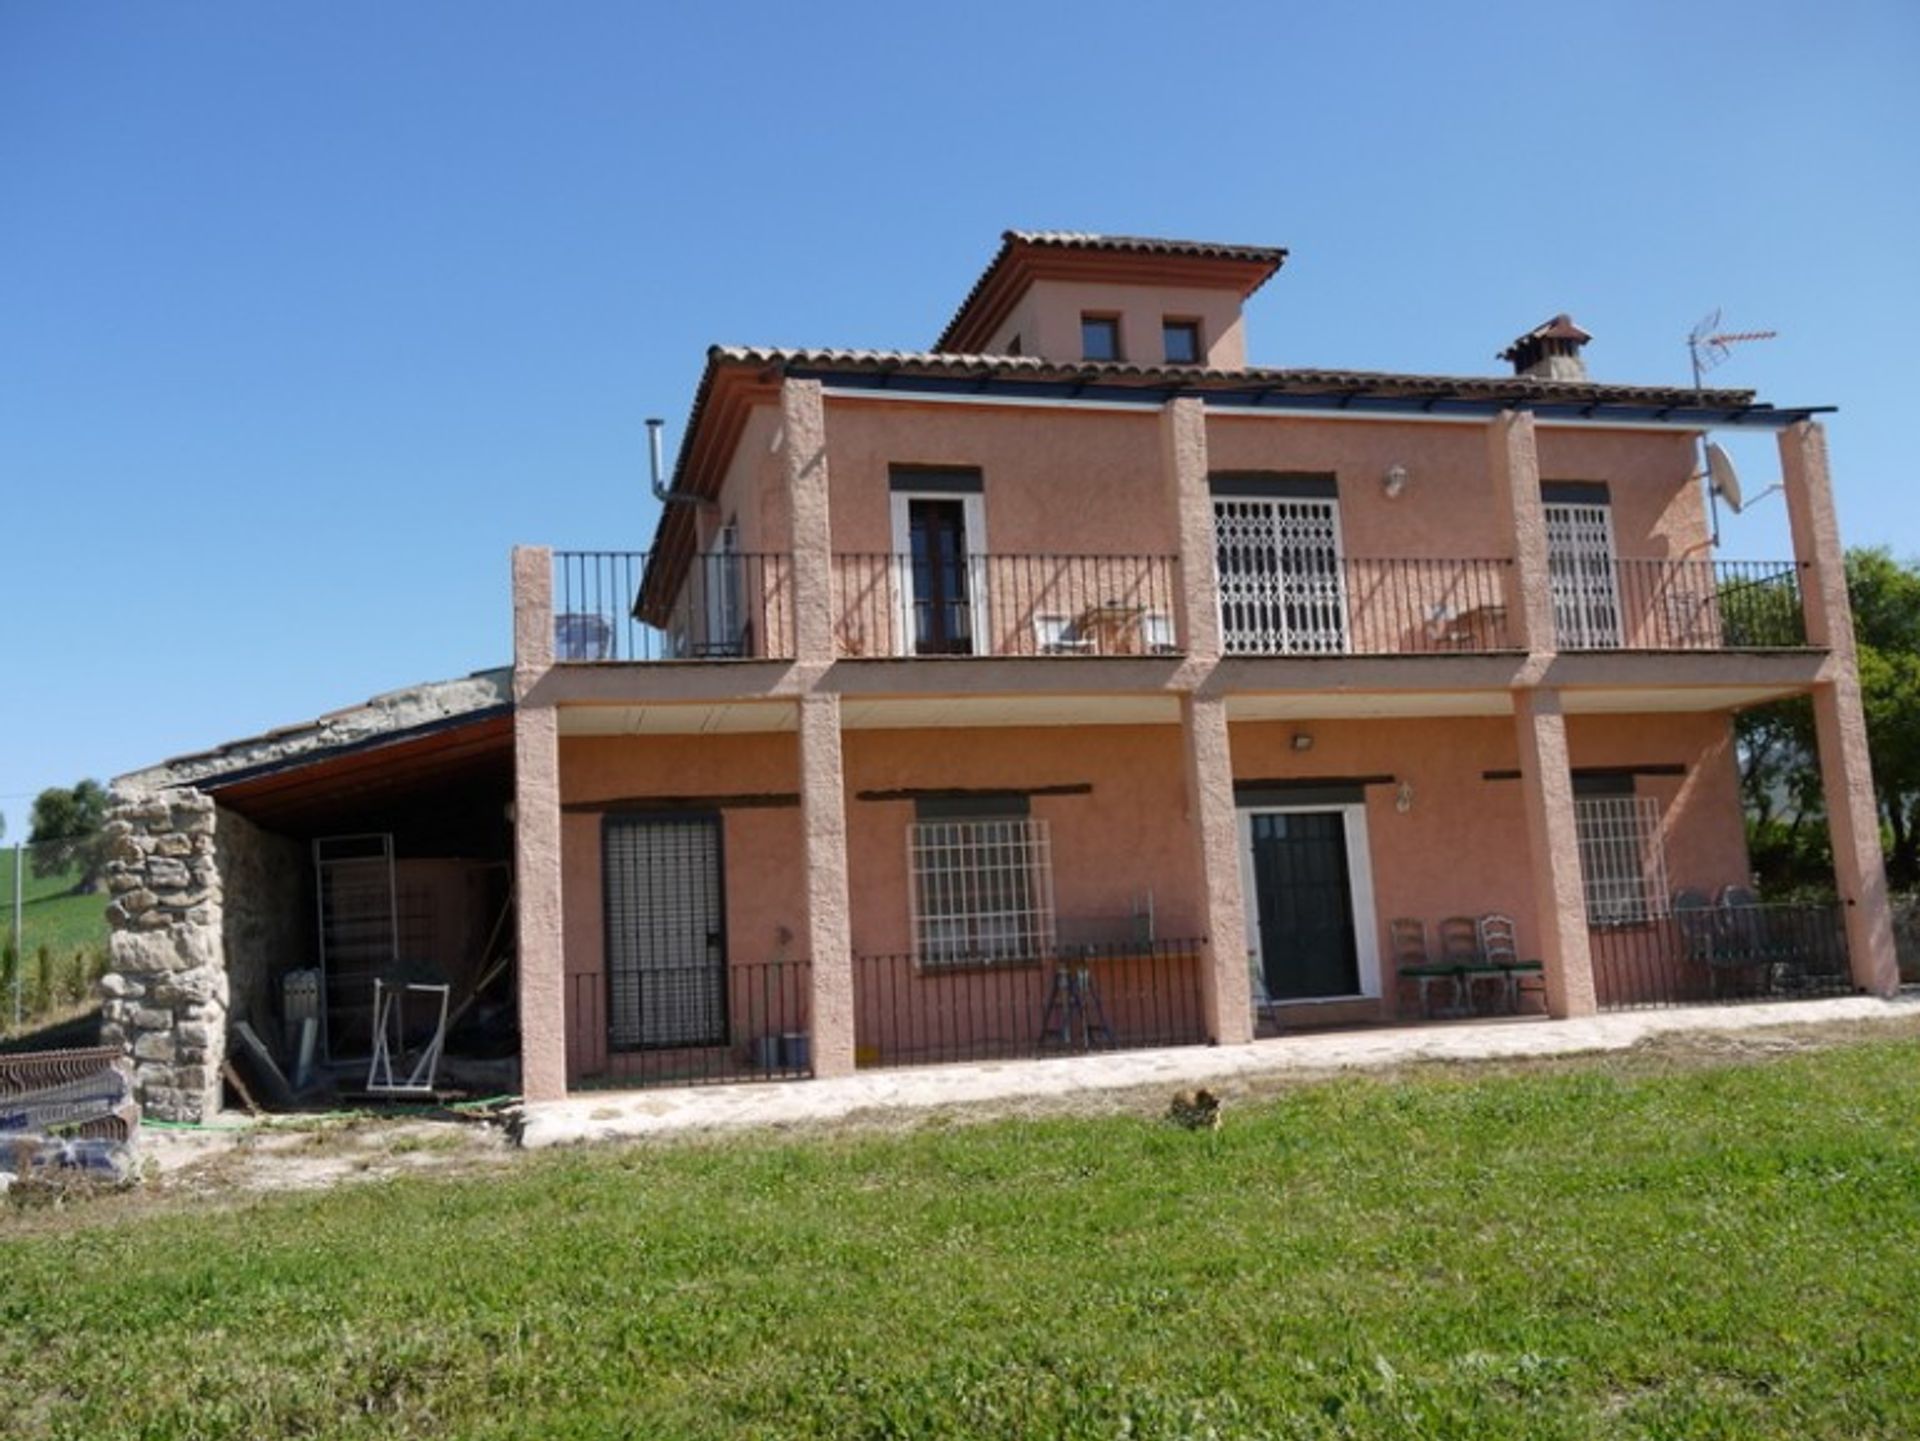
[504,230,1897,1101]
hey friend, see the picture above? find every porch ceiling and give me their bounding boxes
[1557,683,1807,714]
[1228,691,1513,720]
[839,694,1180,729]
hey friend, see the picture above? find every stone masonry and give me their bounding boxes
[101,787,228,1122]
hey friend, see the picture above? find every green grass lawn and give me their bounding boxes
[5,1036,1920,1439]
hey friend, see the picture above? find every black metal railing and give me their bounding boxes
[832,553,1182,658]
[853,940,1208,1069]
[1553,559,1809,652]
[1219,557,1516,657]
[551,550,795,662]
[567,959,812,1089]
[1591,902,1852,1011]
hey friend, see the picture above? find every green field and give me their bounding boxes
[4,1032,1918,1438]
[0,848,108,1032]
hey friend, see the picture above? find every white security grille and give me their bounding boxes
[1214,497,1348,654]
[1545,502,1623,648]
[909,817,1055,965]
[1575,795,1669,924]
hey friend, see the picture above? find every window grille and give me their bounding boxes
[1575,795,1669,924]
[1213,497,1348,654]
[1545,501,1623,648]
[909,816,1055,965]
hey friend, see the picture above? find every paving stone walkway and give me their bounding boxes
[513,992,1920,1149]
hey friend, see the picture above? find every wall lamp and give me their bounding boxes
[1290,731,1314,752]
[1382,463,1410,500]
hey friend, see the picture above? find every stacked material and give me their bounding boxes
[0,1046,140,1186]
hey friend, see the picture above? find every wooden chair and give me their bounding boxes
[1476,913,1541,1013]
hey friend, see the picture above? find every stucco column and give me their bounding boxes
[797,692,855,1076]
[1512,688,1597,1017]
[1780,423,1898,994]
[783,377,836,665]
[1181,693,1253,1044]
[1163,395,1220,657]
[1487,410,1553,652]
[511,546,568,1101]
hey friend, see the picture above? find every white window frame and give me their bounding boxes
[1544,499,1623,649]
[889,490,989,658]
[1236,803,1381,1002]
[1213,495,1350,655]
[1575,794,1669,925]
[908,814,1054,967]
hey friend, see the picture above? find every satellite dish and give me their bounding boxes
[1706,442,1743,513]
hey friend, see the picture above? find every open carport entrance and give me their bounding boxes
[196,708,518,1101]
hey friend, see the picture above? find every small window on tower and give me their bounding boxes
[1163,319,1201,365]
[1080,315,1121,362]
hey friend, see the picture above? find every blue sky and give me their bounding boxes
[2,2,1916,836]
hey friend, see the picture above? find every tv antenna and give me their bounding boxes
[1687,310,1779,543]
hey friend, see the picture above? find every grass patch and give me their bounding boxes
[0,853,108,1034]
[3,1035,1919,1438]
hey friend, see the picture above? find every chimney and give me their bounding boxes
[1500,314,1592,381]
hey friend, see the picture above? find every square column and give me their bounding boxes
[1781,423,1899,994]
[511,546,569,1102]
[783,377,836,666]
[1487,410,1554,652]
[1163,395,1221,658]
[1512,688,1597,1017]
[798,693,855,1076]
[1181,693,1253,1044]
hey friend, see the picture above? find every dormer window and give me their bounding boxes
[1080,314,1121,362]
[1163,319,1201,365]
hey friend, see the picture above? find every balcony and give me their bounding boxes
[552,550,795,662]
[832,553,1183,659]
[1549,558,1810,652]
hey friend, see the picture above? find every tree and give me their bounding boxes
[1737,548,1920,891]
[28,779,111,894]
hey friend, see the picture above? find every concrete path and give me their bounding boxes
[513,992,1920,1150]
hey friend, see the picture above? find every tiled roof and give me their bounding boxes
[935,230,1288,353]
[706,343,1754,410]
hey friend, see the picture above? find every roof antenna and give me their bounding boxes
[1687,311,1778,545]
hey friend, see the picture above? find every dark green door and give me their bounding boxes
[1248,811,1360,1000]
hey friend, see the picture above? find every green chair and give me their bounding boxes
[1394,918,1461,1018]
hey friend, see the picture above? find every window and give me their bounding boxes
[1162,319,1201,365]
[1575,791,1669,924]
[1080,314,1121,361]
[1211,477,1347,654]
[909,799,1055,965]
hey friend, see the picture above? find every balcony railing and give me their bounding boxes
[853,940,1208,1069]
[568,959,812,1088]
[833,553,1182,659]
[551,550,795,662]
[1219,556,1516,657]
[1551,558,1809,652]
[1590,902,1851,1011]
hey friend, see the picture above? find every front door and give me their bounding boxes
[907,498,975,655]
[603,814,727,1049]
[1246,810,1361,1000]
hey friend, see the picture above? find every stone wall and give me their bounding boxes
[102,788,229,1122]
[218,807,309,1044]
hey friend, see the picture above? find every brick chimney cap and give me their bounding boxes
[1500,313,1593,362]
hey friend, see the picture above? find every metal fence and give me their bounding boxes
[853,940,1208,1069]
[1590,902,1852,1011]
[566,958,813,1089]
[552,550,796,662]
[832,553,1183,658]
[1221,557,1516,656]
[1556,559,1809,652]
[2,840,111,1041]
